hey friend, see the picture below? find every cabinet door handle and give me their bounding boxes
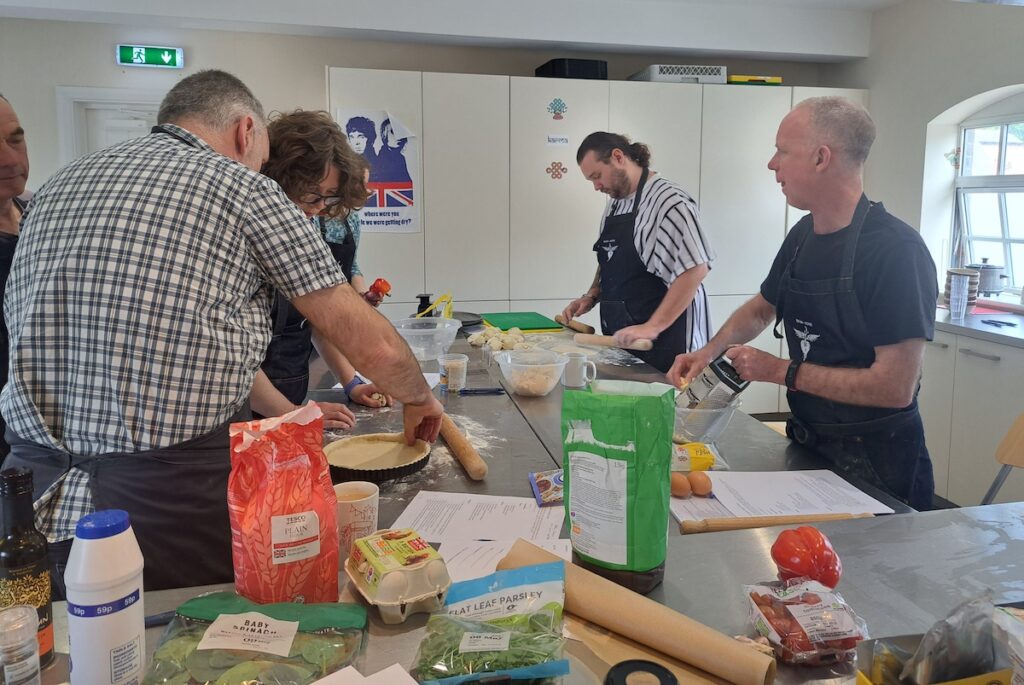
[927,341,949,349]
[959,348,1001,362]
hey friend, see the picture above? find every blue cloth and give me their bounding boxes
[322,213,362,277]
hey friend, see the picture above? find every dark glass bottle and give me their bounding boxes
[0,467,54,668]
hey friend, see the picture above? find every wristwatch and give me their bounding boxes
[785,360,802,392]
[343,375,367,396]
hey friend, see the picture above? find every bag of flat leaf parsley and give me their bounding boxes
[412,561,570,684]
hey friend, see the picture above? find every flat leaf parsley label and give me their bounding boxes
[459,631,512,653]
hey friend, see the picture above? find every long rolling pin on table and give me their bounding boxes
[440,413,488,480]
[554,313,596,335]
[573,333,653,352]
[680,512,874,534]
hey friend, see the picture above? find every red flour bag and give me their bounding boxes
[228,403,339,604]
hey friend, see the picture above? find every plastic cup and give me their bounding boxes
[949,273,970,319]
[438,353,469,392]
[334,481,379,560]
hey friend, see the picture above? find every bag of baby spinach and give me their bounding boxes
[412,561,570,683]
[142,591,366,685]
[562,381,675,578]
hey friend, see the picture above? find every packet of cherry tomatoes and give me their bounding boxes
[228,403,339,604]
[745,578,868,666]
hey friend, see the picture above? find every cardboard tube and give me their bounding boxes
[554,313,596,335]
[440,413,487,480]
[498,539,776,685]
[573,333,654,352]
[681,512,873,534]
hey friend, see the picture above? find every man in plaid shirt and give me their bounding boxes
[0,70,443,593]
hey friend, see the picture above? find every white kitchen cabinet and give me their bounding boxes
[609,81,702,201]
[947,336,1024,505]
[708,294,781,414]
[327,67,424,305]
[785,88,870,231]
[699,85,790,297]
[423,73,510,302]
[509,77,609,301]
[919,331,956,498]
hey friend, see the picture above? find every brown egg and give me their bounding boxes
[687,471,713,497]
[670,472,692,498]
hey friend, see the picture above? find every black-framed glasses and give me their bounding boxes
[297,192,343,207]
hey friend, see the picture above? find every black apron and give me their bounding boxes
[773,195,934,510]
[260,217,356,407]
[593,168,690,373]
[4,404,251,595]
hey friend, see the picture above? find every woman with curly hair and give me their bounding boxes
[252,109,391,428]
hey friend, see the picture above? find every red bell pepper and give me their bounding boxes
[369,277,392,298]
[770,526,843,589]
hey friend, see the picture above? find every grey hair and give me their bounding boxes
[0,93,8,104]
[798,96,876,166]
[157,69,265,130]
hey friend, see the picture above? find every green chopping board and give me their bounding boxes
[480,311,563,332]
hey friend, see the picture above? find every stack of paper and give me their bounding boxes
[669,470,894,523]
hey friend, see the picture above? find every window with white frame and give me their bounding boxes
[955,119,1024,295]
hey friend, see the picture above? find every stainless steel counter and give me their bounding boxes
[43,332,1004,684]
[935,306,1024,348]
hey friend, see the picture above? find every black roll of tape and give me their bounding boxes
[604,659,679,685]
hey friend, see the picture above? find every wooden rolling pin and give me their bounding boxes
[574,333,653,352]
[440,413,488,480]
[680,512,873,534]
[498,539,776,685]
[554,313,595,335]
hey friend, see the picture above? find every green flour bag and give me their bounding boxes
[561,380,675,594]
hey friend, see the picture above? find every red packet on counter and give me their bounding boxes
[228,403,339,604]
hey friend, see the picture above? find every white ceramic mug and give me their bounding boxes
[562,352,597,388]
[334,481,379,559]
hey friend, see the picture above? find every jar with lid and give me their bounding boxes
[0,604,42,685]
[0,468,54,669]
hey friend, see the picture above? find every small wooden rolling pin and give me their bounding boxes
[573,333,653,352]
[553,313,595,335]
[680,512,873,534]
[440,413,488,481]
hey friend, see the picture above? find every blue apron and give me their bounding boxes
[593,168,691,373]
[773,195,934,510]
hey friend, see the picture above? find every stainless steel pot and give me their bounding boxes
[966,257,1008,296]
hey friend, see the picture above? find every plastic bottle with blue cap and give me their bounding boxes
[64,509,145,685]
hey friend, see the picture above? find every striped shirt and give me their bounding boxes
[2,124,346,456]
[602,174,715,350]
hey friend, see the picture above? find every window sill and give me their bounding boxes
[978,294,1024,314]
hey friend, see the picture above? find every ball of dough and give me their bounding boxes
[486,337,503,351]
[481,327,501,340]
[499,334,518,350]
[508,327,523,337]
[467,332,486,346]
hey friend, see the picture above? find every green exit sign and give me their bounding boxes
[116,44,184,69]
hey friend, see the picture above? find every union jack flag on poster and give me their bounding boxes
[366,182,414,208]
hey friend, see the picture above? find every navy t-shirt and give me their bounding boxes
[760,203,938,349]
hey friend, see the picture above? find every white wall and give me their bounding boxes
[823,0,1024,237]
[0,17,833,186]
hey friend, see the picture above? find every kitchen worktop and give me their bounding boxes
[935,306,1024,348]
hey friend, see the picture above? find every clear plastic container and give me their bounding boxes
[438,353,469,392]
[393,318,461,361]
[0,605,41,685]
[674,397,741,444]
[495,350,568,397]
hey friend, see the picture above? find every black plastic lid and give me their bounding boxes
[0,467,33,497]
